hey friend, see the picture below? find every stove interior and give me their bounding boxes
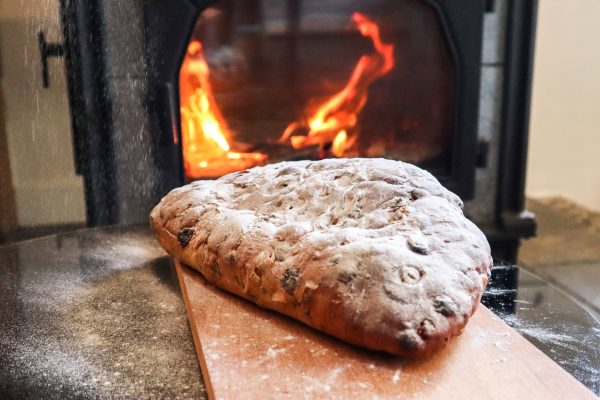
[180,0,455,180]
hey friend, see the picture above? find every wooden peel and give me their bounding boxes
[174,261,596,400]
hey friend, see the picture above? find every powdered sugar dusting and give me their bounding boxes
[392,370,401,384]
[0,227,205,398]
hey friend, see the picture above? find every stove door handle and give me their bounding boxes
[37,31,65,88]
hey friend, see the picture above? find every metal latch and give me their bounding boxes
[37,31,65,88]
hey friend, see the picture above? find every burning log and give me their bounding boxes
[250,142,322,163]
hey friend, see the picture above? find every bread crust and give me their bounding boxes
[150,158,492,356]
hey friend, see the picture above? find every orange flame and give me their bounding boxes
[279,12,394,157]
[331,130,348,157]
[180,41,266,178]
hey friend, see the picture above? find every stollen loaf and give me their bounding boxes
[150,158,492,356]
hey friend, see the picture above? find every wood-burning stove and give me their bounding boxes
[59,0,536,262]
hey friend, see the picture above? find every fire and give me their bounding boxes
[279,12,395,157]
[180,40,266,178]
[331,130,348,157]
[180,12,394,179]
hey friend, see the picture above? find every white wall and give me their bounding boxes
[0,0,86,226]
[527,0,600,212]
